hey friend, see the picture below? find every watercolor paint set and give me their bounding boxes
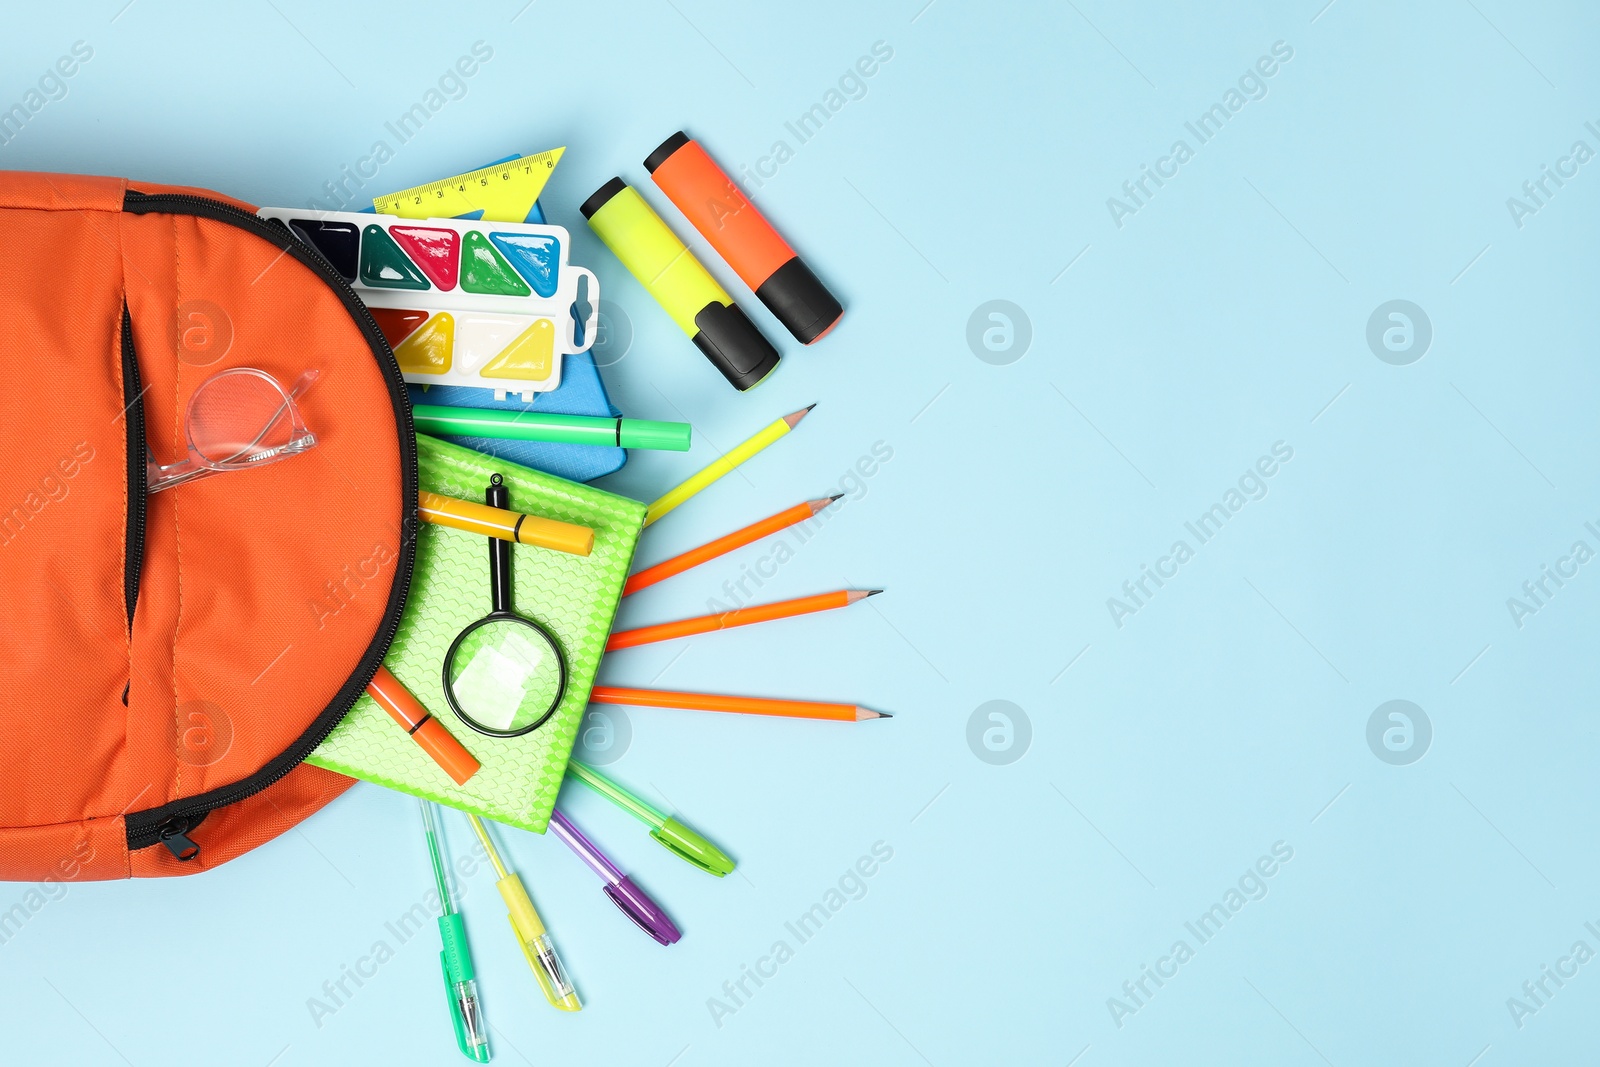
[257,207,599,400]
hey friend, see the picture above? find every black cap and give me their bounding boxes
[580,177,628,220]
[691,301,781,390]
[755,257,844,344]
[644,131,691,173]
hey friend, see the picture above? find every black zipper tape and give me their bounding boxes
[120,190,418,856]
[121,305,146,628]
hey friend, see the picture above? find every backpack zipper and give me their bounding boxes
[121,304,147,629]
[120,190,419,859]
[157,814,203,861]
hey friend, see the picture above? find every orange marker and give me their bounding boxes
[605,589,878,650]
[646,132,843,344]
[418,489,593,557]
[623,495,840,596]
[590,685,889,722]
[367,665,481,785]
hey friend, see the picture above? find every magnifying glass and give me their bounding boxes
[442,474,568,738]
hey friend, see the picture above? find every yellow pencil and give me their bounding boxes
[644,404,814,526]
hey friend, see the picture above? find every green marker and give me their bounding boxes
[411,404,691,452]
[421,799,491,1063]
[566,761,735,876]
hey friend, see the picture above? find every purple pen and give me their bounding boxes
[549,808,681,945]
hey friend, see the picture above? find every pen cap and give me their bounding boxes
[495,874,580,1010]
[412,716,481,785]
[619,418,692,452]
[691,301,781,391]
[651,815,735,877]
[420,489,594,557]
[440,955,490,1062]
[514,512,595,556]
[755,257,843,345]
[604,875,682,945]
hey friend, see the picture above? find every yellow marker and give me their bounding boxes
[645,404,814,526]
[581,177,779,391]
[466,814,582,1012]
[374,148,565,223]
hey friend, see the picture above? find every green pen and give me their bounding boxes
[566,761,735,876]
[421,799,491,1063]
[411,405,692,452]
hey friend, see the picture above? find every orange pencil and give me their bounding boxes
[591,685,890,721]
[623,496,841,596]
[605,589,879,650]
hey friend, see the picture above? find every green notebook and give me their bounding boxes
[307,433,644,833]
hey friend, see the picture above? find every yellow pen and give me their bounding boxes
[645,404,814,526]
[466,813,582,1012]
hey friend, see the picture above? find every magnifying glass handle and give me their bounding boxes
[486,477,513,614]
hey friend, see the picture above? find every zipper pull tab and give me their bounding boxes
[159,820,200,862]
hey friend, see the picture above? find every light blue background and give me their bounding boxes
[2,1,1597,1064]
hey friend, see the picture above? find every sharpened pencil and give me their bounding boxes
[623,496,840,596]
[605,589,878,650]
[644,405,814,526]
[590,686,889,722]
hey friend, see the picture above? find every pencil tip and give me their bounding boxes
[874,710,893,719]
[866,589,883,597]
[827,493,844,502]
[783,403,817,429]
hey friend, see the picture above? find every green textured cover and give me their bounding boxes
[307,433,644,832]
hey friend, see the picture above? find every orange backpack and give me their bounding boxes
[0,172,414,880]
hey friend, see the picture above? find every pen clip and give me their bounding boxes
[440,952,486,1062]
[650,816,735,877]
[496,873,581,1011]
[513,929,578,1011]
[603,875,681,945]
[436,913,489,1062]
